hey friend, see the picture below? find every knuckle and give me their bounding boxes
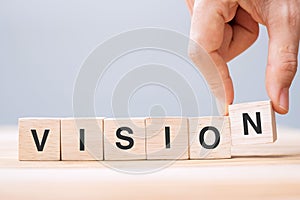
[275,44,299,77]
[278,60,298,77]
[187,41,205,61]
[278,44,298,56]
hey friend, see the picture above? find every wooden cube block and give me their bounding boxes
[229,101,277,145]
[146,118,189,160]
[104,118,146,160]
[19,118,60,160]
[189,117,231,159]
[61,118,104,160]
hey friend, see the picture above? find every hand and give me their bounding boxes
[186,0,300,115]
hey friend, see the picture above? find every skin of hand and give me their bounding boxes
[186,0,300,115]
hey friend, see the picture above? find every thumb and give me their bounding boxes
[265,5,300,114]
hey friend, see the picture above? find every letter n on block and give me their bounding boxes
[19,118,60,160]
[229,101,277,145]
[189,117,231,159]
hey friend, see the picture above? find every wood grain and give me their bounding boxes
[104,118,146,160]
[19,118,60,160]
[189,116,231,159]
[2,126,300,199]
[146,117,189,160]
[61,118,104,160]
[229,101,277,145]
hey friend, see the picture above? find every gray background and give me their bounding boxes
[0,0,299,128]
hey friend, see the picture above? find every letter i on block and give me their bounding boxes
[229,101,277,145]
[146,118,189,160]
[61,118,104,160]
[104,118,146,160]
[189,117,231,159]
[19,118,60,160]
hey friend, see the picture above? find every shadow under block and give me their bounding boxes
[104,118,146,160]
[146,118,189,160]
[189,117,231,159]
[61,118,104,160]
[229,101,277,145]
[19,118,60,161]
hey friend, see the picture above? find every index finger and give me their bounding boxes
[188,0,238,114]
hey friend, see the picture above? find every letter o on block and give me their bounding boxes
[199,126,220,149]
[189,117,231,159]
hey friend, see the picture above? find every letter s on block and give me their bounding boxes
[115,127,134,150]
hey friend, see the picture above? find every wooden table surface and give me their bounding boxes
[0,126,300,200]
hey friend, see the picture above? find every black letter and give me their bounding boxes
[199,126,220,149]
[242,112,262,135]
[165,127,171,149]
[31,129,50,152]
[116,127,134,150]
[80,129,85,151]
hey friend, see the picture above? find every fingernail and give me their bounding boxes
[279,88,289,112]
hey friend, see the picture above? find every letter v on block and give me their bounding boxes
[31,129,50,151]
[19,118,60,160]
